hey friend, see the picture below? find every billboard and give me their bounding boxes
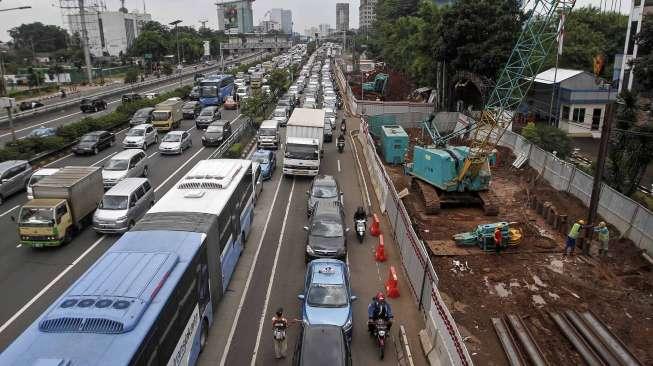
[203,41,211,57]
[224,4,239,30]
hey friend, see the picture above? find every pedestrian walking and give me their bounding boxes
[594,221,610,257]
[271,308,299,359]
[565,219,584,257]
[494,225,503,255]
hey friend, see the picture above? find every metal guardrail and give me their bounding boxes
[0,51,267,125]
[208,115,254,159]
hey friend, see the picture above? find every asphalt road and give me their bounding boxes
[0,52,264,146]
[0,107,242,349]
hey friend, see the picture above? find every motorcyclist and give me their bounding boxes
[354,206,366,221]
[368,292,393,333]
[337,133,345,148]
[340,118,347,133]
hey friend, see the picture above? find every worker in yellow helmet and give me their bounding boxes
[565,219,585,257]
[594,222,610,257]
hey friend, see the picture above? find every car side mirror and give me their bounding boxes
[297,294,305,301]
[303,226,309,231]
[350,295,357,302]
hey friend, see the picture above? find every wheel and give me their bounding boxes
[199,318,209,353]
[142,166,148,177]
[93,106,97,113]
[128,221,135,231]
[93,147,99,155]
[143,142,147,150]
[63,228,73,245]
[379,345,384,360]
[154,135,159,144]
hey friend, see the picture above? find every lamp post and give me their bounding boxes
[169,20,183,87]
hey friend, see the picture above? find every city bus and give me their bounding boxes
[0,159,256,366]
[199,74,235,107]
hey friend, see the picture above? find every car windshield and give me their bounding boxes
[311,220,343,238]
[200,109,214,116]
[307,283,348,307]
[104,159,128,171]
[127,128,145,136]
[163,134,181,142]
[152,111,171,121]
[259,128,276,136]
[134,110,150,118]
[80,135,98,142]
[207,125,223,133]
[99,195,128,210]
[252,155,269,164]
[286,143,317,160]
[19,207,53,226]
[312,184,338,198]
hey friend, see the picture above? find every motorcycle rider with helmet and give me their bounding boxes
[368,292,393,333]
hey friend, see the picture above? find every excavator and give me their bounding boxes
[409,0,576,215]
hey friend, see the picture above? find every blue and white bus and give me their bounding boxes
[199,74,235,107]
[0,159,256,366]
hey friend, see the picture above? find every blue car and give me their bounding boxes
[298,259,357,342]
[251,149,276,180]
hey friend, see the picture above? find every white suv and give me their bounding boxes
[122,124,158,150]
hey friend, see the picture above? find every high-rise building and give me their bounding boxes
[336,3,349,32]
[67,8,151,57]
[618,0,652,92]
[319,23,331,38]
[259,20,281,33]
[216,0,254,34]
[270,8,293,34]
[359,0,378,31]
[304,26,319,38]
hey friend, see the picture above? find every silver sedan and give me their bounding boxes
[159,131,192,155]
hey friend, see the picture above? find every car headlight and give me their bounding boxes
[116,216,128,223]
[306,245,314,255]
[343,316,353,332]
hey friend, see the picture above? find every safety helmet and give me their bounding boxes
[376,292,385,302]
[578,219,585,225]
[599,221,606,227]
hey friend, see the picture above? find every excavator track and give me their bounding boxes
[478,189,499,216]
[412,178,441,214]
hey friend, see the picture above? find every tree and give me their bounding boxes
[520,121,572,159]
[268,69,289,96]
[27,68,44,88]
[124,68,139,84]
[633,17,653,91]
[48,64,65,84]
[162,63,173,76]
[8,22,69,52]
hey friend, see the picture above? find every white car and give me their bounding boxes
[159,130,193,155]
[262,85,272,95]
[236,86,250,100]
[122,124,158,150]
[235,79,246,88]
[143,92,159,100]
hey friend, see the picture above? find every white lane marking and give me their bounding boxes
[91,151,117,167]
[219,168,286,366]
[0,205,20,218]
[250,177,295,365]
[44,153,74,167]
[0,235,107,334]
[337,159,341,172]
[185,126,196,134]
[154,147,206,192]
[147,152,158,159]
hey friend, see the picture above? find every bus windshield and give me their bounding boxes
[201,86,218,97]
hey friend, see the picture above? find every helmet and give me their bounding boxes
[376,292,385,302]
[599,221,606,227]
[578,219,585,225]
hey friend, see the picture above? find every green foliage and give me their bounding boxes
[0,86,190,163]
[124,68,139,84]
[8,22,69,52]
[162,63,173,76]
[521,121,572,159]
[268,69,289,95]
[633,17,653,91]
[27,68,45,88]
[226,143,243,158]
[605,91,653,196]
[544,7,627,77]
[632,191,653,212]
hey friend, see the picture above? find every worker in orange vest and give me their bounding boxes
[494,225,503,255]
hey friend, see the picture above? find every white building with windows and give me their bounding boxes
[522,68,617,138]
[270,8,293,34]
[67,9,151,57]
[359,0,378,31]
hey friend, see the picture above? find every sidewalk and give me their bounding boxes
[347,113,428,366]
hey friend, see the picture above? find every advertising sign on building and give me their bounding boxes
[203,41,211,57]
[224,5,239,30]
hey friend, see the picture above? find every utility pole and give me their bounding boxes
[30,39,41,90]
[0,97,16,142]
[583,99,615,255]
[78,0,94,84]
[220,43,224,74]
[169,20,183,86]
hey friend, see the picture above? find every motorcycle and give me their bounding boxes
[337,138,345,153]
[372,319,389,360]
[355,219,366,243]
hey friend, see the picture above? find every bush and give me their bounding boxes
[632,191,653,211]
[521,122,572,159]
[124,69,139,84]
[226,143,243,158]
[162,63,173,76]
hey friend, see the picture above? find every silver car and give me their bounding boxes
[102,149,149,189]
[0,160,32,205]
[93,178,155,234]
[159,130,193,155]
[122,124,158,150]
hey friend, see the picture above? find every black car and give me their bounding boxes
[121,93,142,103]
[202,120,232,146]
[293,324,352,366]
[72,131,115,155]
[195,106,222,130]
[304,201,347,262]
[18,101,44,111]
[182,101,202,119]
[129,107,155,126]
[80,98,108,113]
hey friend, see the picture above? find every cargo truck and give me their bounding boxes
[250,72,263,89]
[283,108,325,177]
[15,166,104,247]
[152,97,183,132]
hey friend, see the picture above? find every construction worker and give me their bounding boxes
[594,222,610,257]
[565,219,585,256]
[494,225,503,254]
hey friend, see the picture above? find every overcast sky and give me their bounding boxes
[0,0,631,42]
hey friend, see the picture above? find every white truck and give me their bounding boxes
[283,108,325,177]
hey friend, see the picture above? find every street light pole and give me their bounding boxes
[169,20,183,87]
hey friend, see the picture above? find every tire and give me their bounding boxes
[379,344,384,360]
[143,142,147,150]
[142,166,149,177]
[154,135,159,144]
[93,147,99,155]
[199,318,209,353]
[63,228,73,245]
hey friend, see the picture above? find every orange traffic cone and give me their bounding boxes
[385,266,400,298]
[375,234,387,262]
[370,214,381,237]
